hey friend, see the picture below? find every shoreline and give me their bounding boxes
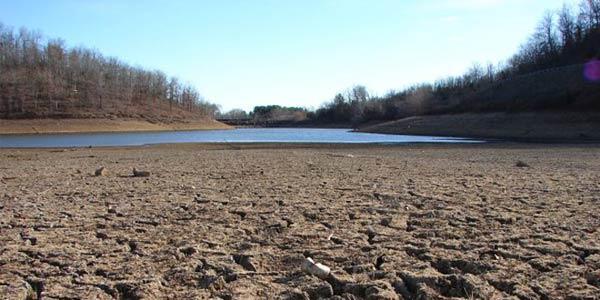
[3,141,600,151]
[0,118,232,135]
[358,112,600,142]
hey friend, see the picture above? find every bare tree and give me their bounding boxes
[0,24,217,118]
[558,4,576,48]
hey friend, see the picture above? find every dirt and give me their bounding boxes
[359,112,600,141]
[0,143,599,299]
[0,118,231,135]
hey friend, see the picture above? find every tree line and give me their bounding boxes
[0,24,219,119]
[313,0,600,125]
[218,105,310,125]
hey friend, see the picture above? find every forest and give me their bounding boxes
[0,24,219,119]
[311,0,600,125]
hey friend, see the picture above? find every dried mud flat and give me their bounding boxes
[0,143,599,299]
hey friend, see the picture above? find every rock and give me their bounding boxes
[96,232,109,239]
[380,217,392,227]
[95,167,108,176]
[515,160,530,168]
[179,246,197,256]
[232,254,258,272]
[132,168,150,177]
[302,257,331,279]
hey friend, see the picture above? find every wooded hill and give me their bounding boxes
[313,0,600,125]
[0,24,219,121]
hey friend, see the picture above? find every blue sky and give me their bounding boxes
[0,0,578,111]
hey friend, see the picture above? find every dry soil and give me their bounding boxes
[0,143,599,299]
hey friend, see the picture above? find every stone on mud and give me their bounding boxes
[132,168,150,177]
[95,166,108,176]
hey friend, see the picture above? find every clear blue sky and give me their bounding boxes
[0,0,578,111]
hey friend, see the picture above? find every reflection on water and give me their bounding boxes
[0,128,482,148]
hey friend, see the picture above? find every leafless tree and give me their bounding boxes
[0,24,216,119]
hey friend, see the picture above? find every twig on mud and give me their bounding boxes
[335,187,358,191]
[235,271,284,277]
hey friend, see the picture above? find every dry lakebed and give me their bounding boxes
[0,143,599,299]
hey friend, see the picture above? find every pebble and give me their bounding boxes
[95,167,108,176]
[132,168,150,177]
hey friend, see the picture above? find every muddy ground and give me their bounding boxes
[0,143,599,299]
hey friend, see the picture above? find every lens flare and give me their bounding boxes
[584,60,600,82]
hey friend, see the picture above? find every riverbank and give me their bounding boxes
[1,143,598,298]
[0,118,231,135]
[359,112,600,142]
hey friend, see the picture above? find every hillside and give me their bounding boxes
[312,0,600,136]
[0,24,226,133]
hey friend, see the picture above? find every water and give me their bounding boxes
[0,128,481,148]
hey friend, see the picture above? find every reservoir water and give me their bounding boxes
[0,128,481,148]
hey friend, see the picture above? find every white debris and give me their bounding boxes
[302,257,331,279]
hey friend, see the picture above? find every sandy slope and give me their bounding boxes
[0,143,599,299]
[0,118,231,135]
[359,112,600,141]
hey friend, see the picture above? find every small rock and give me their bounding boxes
[133,168,150,177]
[95,167,108,176]
[96,232,108,239]
[380,217,392,227]
[515,160,530,168]
[179,246,197,256]
[232,254,258,272]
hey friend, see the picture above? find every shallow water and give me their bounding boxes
[0,128,481,148]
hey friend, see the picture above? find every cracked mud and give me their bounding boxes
[0,143,599,299]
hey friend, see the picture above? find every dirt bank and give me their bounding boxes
[359,112,600,141]
[0,118,231,135]
[0,143,599,299]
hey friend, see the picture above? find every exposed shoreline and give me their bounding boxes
[0,118,232,135]
[358,112,600,142]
